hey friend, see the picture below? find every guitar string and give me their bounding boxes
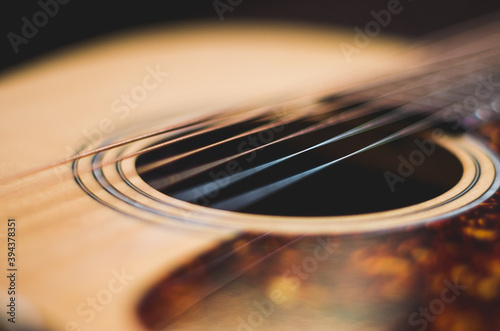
[141,62,500,192]
[108,65,496,215]
[3,41,498,186]
[142,105,396,190]
[129,102,336,174]
[136,46,500,177]
[81,49,496,214]
[81,96,456,221]
[171,109,418,201]
[170,70,497,202]
[207,68,500,210]
[93,60,473,179]
[0,113,217,184]
[322,43,500,102]
[87,53,500,216]
[135,49,500,176]
[209,110,448,211]
[210,64,499,211]
[0,104,286,184]
[70,39,500,218]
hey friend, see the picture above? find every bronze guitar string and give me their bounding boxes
[2,39,499,188]
[68,41,500,228]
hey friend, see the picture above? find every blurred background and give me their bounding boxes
[1,0,500,74]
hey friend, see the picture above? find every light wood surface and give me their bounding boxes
[0,22,423,330]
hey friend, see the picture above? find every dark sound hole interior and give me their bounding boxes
[136,113,464,217]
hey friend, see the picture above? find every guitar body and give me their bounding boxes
[1,21,500,331]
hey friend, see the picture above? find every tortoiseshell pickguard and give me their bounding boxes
[138,122,500,331]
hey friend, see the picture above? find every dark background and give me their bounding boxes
[1,0,500,74]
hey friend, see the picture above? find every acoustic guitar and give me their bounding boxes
[1,16,500,331]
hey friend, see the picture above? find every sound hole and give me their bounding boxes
[136,114,463,217]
